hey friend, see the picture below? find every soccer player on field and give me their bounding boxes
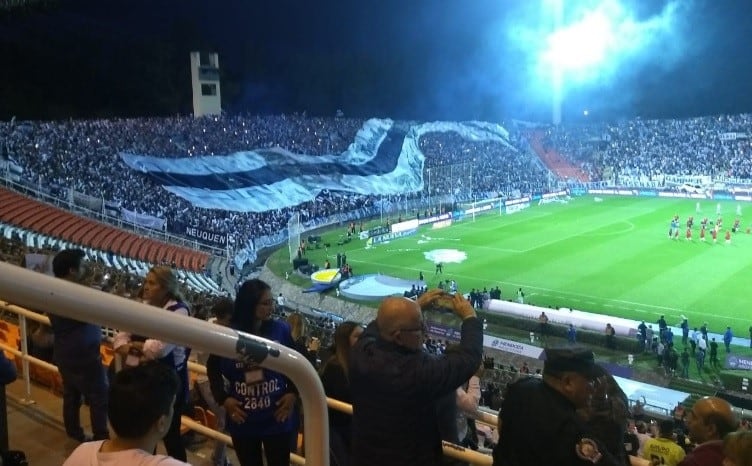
[732,218,740,233]
[674,228,680,240]
[725,230,731,244]
[669,219,678,238]
[686,227,692,241]
[700,226,706,242]
[712,228,718,243]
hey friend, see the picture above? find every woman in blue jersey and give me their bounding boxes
[113,266,190,462]
[207,279,298,466]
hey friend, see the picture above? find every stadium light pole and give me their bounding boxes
[551,0,564,125]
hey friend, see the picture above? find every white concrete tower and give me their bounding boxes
[190,52,221,117]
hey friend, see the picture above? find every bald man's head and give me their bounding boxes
[376,297,424,351]
[686,396,737,444]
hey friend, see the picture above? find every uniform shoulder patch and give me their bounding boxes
[575,438,602,463]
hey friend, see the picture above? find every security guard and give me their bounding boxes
[493,345,623,466]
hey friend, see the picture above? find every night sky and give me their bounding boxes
[1,0,751,123]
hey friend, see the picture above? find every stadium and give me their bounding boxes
[1,0,752,465]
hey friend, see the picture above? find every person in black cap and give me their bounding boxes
[492,345,623,466]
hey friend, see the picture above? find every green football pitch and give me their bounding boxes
[278,196,752,336]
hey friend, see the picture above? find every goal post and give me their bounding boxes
[456,197,504,221]
[424,160,474,215]
[287,211,302,263]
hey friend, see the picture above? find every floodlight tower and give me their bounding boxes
[551,0,564,125]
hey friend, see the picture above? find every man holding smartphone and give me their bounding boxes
[350,289,482,466]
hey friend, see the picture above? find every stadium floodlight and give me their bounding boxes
[537,0,685,124]
[544,0,615,124]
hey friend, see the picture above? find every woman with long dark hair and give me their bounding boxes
[320,321,364,466]
[206,279,298,466]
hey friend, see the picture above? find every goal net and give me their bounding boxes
[287,211,302,263]
[456,197,503,221]
[424,160,475,214]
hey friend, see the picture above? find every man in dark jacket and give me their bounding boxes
[350,289,482,466]
[50,249,109,442]
[493,346,625,466]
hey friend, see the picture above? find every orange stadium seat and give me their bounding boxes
[1,188,210,272]
[68,219,92,243]
[136,239,150,262]
[2,200,32,223]
[109,231,128,255]
[123,238,142,259]
[147,240,160,262]
[18,209,44,229]
[90,226,108,250]
[10,204,41,228]
[114,234,131,257]
[56,215,78,241]
[82,223,103,245]
[181,254,193,269]
[99,228,119,252]
[157,246,170,265]
[29,210,63,234]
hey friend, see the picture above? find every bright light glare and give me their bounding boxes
[544,10,614,70]
[538,0,681,79]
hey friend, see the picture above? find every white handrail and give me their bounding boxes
[0,276,496,466]
[0,261,329,466]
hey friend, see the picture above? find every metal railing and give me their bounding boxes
[0,262,495,465]
[0,261,327,465]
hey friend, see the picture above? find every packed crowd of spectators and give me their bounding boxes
[419,131,550,199]
[540,113,752,182]
[0,114,551,261]
[5,112,752,266]
[0,114,371,245]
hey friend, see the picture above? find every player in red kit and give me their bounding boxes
[712,228,718,243]
[700,226,706,242]
[686,227,692,241]
[725,230,731,244]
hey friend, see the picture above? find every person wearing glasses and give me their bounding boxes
[349,289,482,466]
